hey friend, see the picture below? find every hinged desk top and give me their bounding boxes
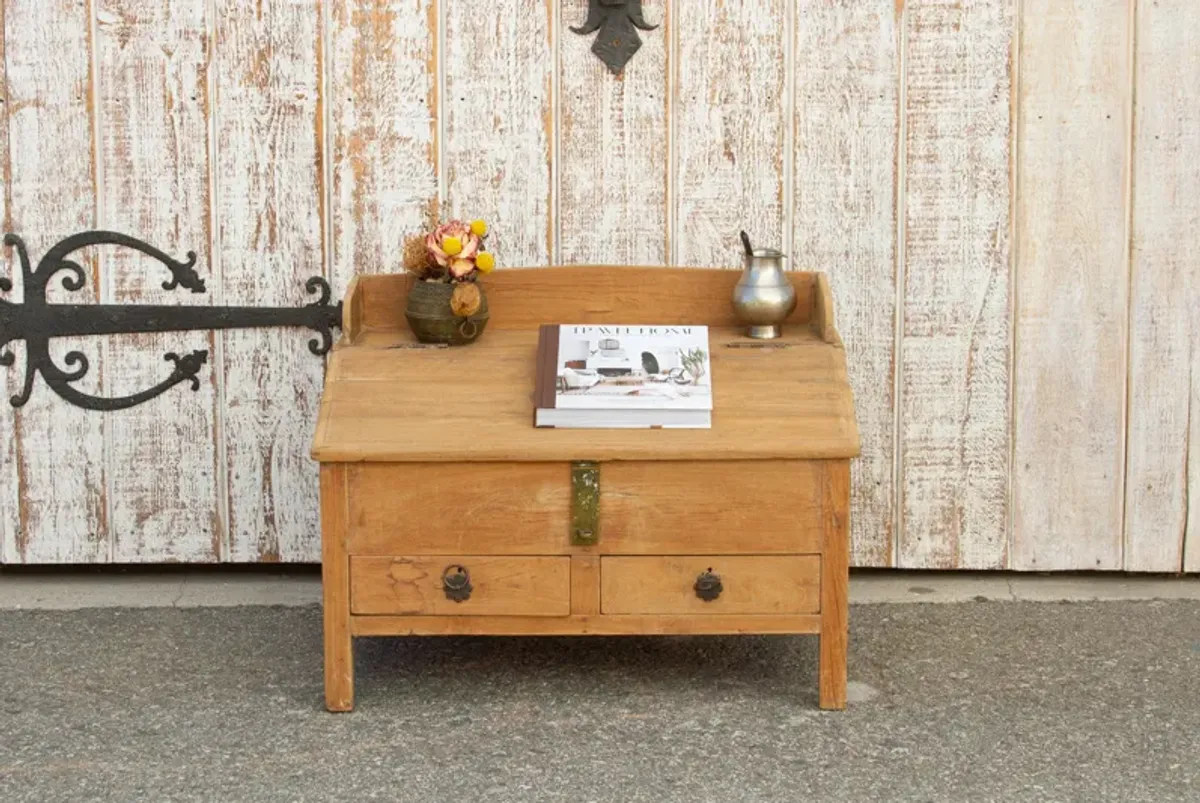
[311,268,860,464]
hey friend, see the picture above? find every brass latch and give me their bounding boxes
[571,461,600,546]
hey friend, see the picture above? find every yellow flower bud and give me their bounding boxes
[476,252,496,273]
[470,219,488,237]
[443,236,463,256]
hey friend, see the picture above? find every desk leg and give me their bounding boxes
[321,465,354,712]
[819,460,849,710]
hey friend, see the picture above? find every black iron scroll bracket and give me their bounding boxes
[0,230,342,411]
[571,0,658,75]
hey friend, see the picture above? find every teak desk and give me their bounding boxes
[312,268,860,711]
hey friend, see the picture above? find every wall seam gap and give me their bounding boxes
[1119,0,1138,571]
[550,0,561,266]
[1,0,18,563]
[782,0,796,262]
[87,0,112,562]
[436,0,448,215]
[891,2,909,570]
[666,0,677,267]
[319,0,335,562]
[1006,0,1022,570]
[206,0,229,561]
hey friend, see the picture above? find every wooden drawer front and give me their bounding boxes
[351,557,570,616]
[347,464,570,554]
[600,556,820,615]
[600,462,823,554]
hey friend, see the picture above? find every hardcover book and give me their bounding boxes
[534,324,713,429]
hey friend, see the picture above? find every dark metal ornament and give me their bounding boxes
[694,570,723,602]
[0,230,341,411]
[441,565,473,603]
[571,0,658,75]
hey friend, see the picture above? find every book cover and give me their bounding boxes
[536,324,712,412]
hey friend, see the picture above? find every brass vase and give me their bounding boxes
[404,280,490,346]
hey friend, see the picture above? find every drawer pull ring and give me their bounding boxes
[694,569,723,602]
[441,565,473,603]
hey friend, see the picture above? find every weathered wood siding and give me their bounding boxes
[0,0,1196,572]
[1012,0,1131,571]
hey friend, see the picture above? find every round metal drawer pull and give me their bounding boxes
[441,565,473,602]
[694,569,723,602]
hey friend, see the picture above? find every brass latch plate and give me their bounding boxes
[571,461,600,546]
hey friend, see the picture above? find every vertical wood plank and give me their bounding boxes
[674,0,785,267]
[0,0,16,563]
[794,1,899,567]
[5,0,107,563]
[1126,0,1200,573]
[1013,0,1130,571]
[215,0,325,562]
[96,0,220,562]
[329,0,438,298]
[444,0,553,267]
[570,554,600,615]
[559,0,669,265]
[899,0,1013,569]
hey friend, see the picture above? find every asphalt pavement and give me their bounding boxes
[1,599,1197,802]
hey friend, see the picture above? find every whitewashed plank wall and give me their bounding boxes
[0,0,1196,571]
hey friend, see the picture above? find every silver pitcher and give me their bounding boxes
[732,248,797,339]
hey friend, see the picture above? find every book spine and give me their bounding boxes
[538,324,560,410]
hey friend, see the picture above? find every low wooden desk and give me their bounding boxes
[312,267,860,711]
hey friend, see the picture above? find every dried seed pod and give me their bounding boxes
[450,282,482,318]
[402,234,436,276]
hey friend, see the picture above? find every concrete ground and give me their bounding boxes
[0,573,1197,802]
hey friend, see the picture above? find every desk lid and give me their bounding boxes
[311,268,860,463]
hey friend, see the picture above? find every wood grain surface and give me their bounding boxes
[900,0,1013,569]
[314,327,859,463]
[559,0,669,265]
[346,463,571,555]
[570,555,601,614]
[351,556,571,616]
[0,0,16,564]
[354,267,817,333]
[214,0,326,562]
[350,613,822,637]
[96,0,221,562]
[443,0,553,267]
[600,555,820,615]
[1125,0,1200,573]
[1012,0,1130,571]
[794,0,900,568]
[819,459,850,709]
[321,464,353,711]
[0,0,1195,573]
[674,0,785,267]
[5,0,107,563]
[329,0,438,298]
[599,461,823,554]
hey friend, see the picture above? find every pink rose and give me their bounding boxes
[449,258,476,279]
[425,220,480,269]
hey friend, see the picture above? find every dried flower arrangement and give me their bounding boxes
[402,218,495,320]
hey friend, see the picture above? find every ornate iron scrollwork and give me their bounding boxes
[0,230,342,411]
[571,0,659,75]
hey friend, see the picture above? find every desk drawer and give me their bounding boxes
[344,461,823,555]
[346,464,570,555]
[350,556,570,616]
[600,556,820,615]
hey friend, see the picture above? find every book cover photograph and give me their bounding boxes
[535,325,713,428]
